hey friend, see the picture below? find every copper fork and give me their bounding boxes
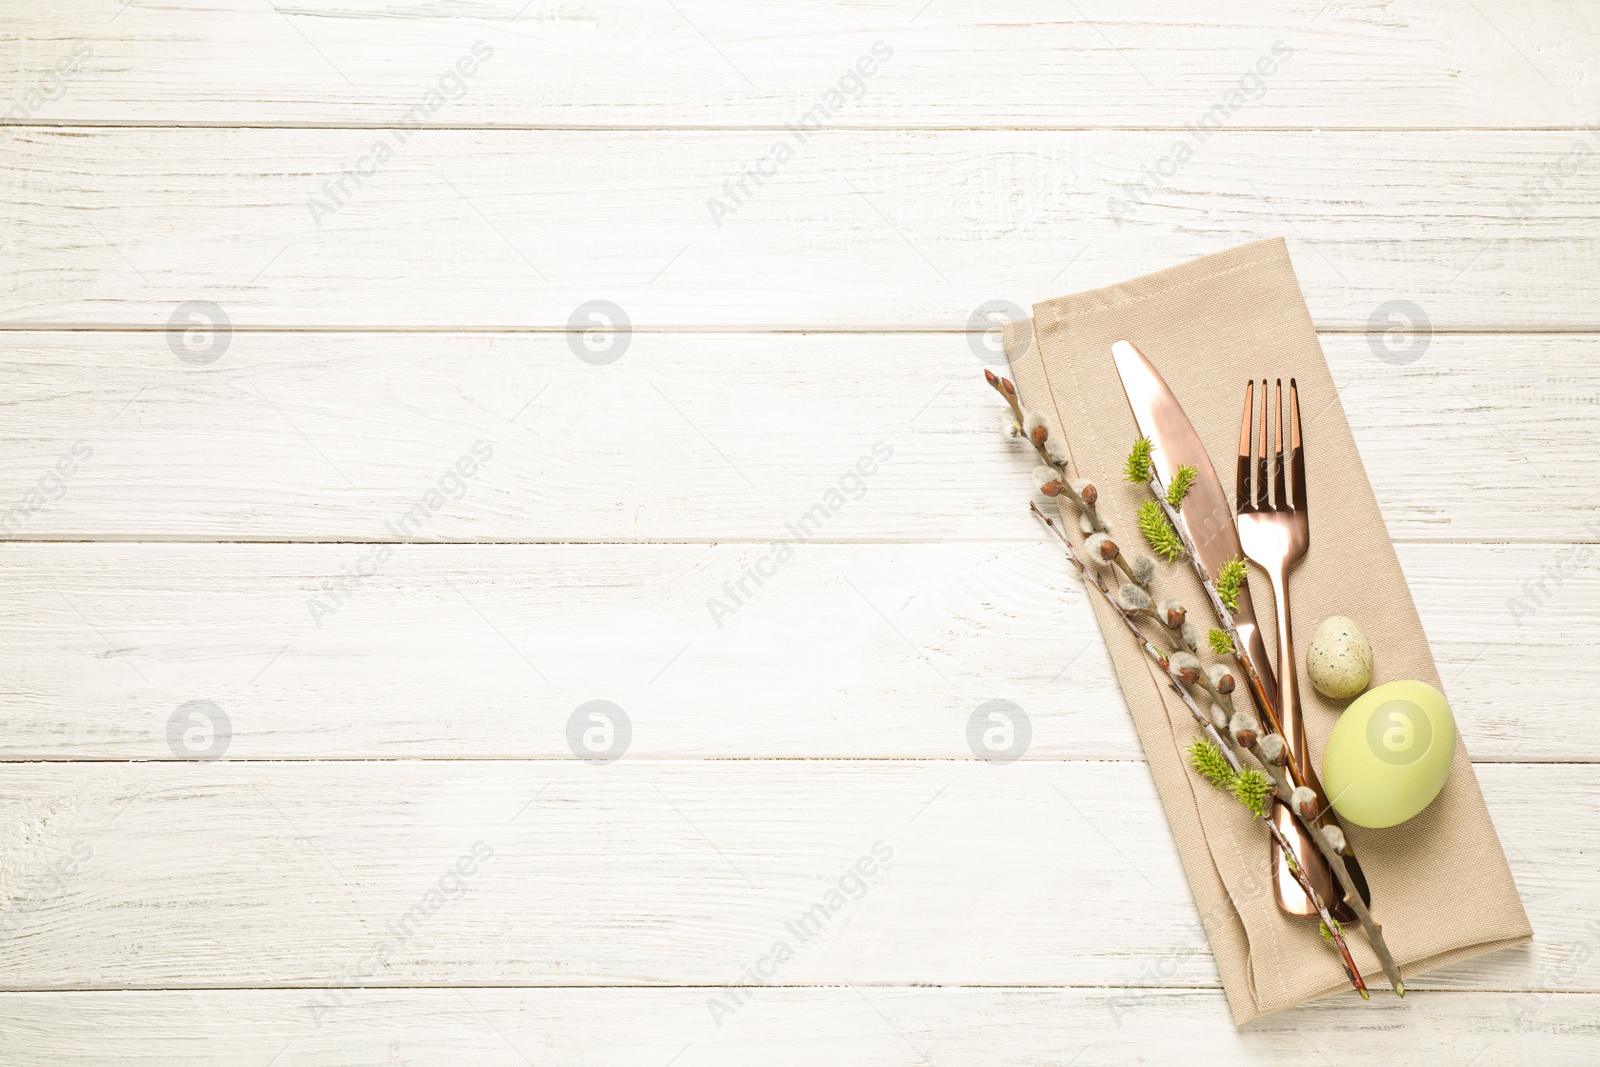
[1236,379,1370,920]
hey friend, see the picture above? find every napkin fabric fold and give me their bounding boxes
[1004,238,1531,1024]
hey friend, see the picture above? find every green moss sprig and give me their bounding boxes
[1188,739,1274,820]
[1231,767,1272,819]
[1216,557,1248,612]
[1207,628,1235,656]
[1137,500,1185,563]
[1186,738,1234,790]
[1166,464,1197,508]
[1124,436,1153,484]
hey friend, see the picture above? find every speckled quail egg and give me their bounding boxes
[1306,615,1373,700]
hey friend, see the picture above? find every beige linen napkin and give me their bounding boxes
[1004,238,1531,1024]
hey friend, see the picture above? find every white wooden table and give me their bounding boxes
[2,3,1597,1063]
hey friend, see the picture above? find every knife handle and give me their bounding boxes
[1229,587,1300,779]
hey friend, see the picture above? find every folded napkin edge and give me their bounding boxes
[1030,237,1291,328]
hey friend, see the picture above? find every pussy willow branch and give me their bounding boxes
[1000,369,1398,998]
[1031,504,1368,998]
[1243,738,1406,996]
[992,371,1108,532]
[1140,476,1299,781]
[1136,468,1404,992]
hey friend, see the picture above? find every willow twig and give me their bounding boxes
[1243,738,1405,995]
[1000,370,1388,996]
[993,371,1109,533]
[1132,465,1402,995]
[1142,476,1288,752]
[1031,503,1369,998]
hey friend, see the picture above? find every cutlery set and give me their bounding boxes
[989,240,1531,1019]
[1112,341,1371,920]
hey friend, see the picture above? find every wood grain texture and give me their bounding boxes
[1,987,1595,1066]
[3,129,1598,330]
[5,1,1595,128]
[0,761,1584,991]
[4,0,1597,1053]
[0,331,1594,544]
[0,542,1591,762]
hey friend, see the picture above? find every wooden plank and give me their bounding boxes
[5,1,1593,128]
[1,987,1596,1066]
[4,4,1590,1059]
[0,761,1582,991]
[0,331,1593,544]
[0,542,1591,762]
[3,129,1597,330]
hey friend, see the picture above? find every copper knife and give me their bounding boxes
[1110,340,1361,921]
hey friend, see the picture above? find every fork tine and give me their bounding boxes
[1255,379,1270,510]
[1273,379,1288,511]
[1237,381,1255,513]
[1289,377,1307,515]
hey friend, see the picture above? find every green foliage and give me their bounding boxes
[1208,628,1235,656]
[1189,738,1275,822]
[1186,738,1235,791]
[1230,767,1272,820]
[1166,464,1198,508]
[1124,437,1154,485]
[1137,500,1185,563]
[1216,557,1249,613]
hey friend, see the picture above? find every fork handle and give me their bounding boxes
[1265,566,1370,921]
[1269,570,1308,785]
[1264,565,1332,916]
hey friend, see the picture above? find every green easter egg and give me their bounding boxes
[1322,680,1455,829]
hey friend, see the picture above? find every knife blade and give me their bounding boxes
[1110,340,1279,712]
[1110,339,1351,920]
